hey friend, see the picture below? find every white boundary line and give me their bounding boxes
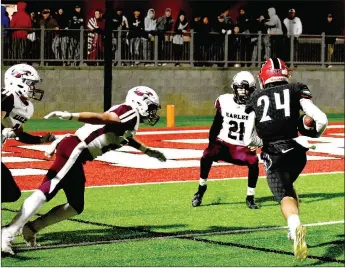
[20,171,343,192]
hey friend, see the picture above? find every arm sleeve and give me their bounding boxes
[208,109,223,143]
[1,93,14,117]
[16,132,42,144]
[243,111,263,147]
[128,137,147,152]
[299,99,328,137]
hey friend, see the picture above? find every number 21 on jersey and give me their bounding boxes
[257,89,290,122]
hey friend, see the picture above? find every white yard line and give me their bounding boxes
[21,171,342,192]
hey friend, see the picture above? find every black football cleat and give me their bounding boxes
[246,195,259,209]
[192,185,207,207]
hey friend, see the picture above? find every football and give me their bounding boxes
[303,114,315,128]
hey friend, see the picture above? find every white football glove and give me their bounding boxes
[44,111,79,121]
[2,128,16,139]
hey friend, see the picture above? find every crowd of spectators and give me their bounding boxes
[1,2,342,67]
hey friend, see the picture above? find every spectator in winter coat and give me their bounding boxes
[265,7,283,59]
[2,6,10,35]
[128,9,144,65]
[213,15,231,65]
[173,10,188,66]
[87,9,104,64]
[2,6,10,60]
[68,5,84,64]
[200,17,212,66]
[27,12,40,60]
[283,9,303,63]
[10,2,31,60]
[144,8,156,65]
[53,8,70,62]
[40,9,59,61]
[237,8,250,33]
[191,14,202,66]
[156,8,174,64]
[237,7,251,66]
[322,14,339,68]
[249,15,267,66]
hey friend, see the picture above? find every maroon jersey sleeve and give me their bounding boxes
[111,104,138,129]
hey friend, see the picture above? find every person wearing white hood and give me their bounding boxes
[143,8,156,66]
[264,7,283,59]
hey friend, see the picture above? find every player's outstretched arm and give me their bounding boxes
[128,137,167,162]
[14,126,56,144]
[300,99,328,137]
[243,111,263,147]
[44,111,121,125]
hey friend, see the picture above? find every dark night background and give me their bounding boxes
[2,0,345,34]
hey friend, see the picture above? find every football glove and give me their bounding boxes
[40,133,56,143]
[145,148,167,162]
[2,128,16,139]
[44,111,79,121]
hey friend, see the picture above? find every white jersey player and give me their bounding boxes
[192,71,260,209]
[2,86,166,255]
[1,64,55,203]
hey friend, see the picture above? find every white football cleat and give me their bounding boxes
[1,228,15,255]
[22,223,40,248]
[294,225,308,260]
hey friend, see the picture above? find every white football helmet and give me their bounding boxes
[125,86,161,126]
[4,64,44,101]
[231,71,256,104]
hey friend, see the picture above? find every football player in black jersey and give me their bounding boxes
[244,58,328,260]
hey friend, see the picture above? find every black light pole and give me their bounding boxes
[103,0,114,112]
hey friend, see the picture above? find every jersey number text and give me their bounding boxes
[257,89,290,122]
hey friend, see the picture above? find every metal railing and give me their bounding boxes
[2,26,344,67]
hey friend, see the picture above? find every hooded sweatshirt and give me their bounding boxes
[10,2,32,39]
[283,15,302,37]
[145,8,157,33]
[265,7,282,34]
[1,6,10,35]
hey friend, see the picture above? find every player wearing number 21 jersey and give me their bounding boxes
[244,58,328,260]
[2,86,167,256]
[192,71,260,209]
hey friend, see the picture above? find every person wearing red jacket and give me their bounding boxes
[10,2,31,61]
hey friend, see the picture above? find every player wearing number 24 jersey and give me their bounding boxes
[2,86,167,256]
[192,71,260,209]
[244,58,328,260]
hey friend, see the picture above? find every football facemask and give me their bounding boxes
[142,101,161,126]
[233,82,255,104]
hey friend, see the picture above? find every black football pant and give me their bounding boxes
[1,162,21,203]
[261,148,307,203]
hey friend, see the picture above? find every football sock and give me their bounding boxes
[199,178,208,186]
[31,203,78,233]
[287,214,301,240]
[247,187,255,196]
[6,190,46,235]
[200,157,213,179]
[248,164,259,188]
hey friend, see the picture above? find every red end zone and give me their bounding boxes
[2,125,344,191]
